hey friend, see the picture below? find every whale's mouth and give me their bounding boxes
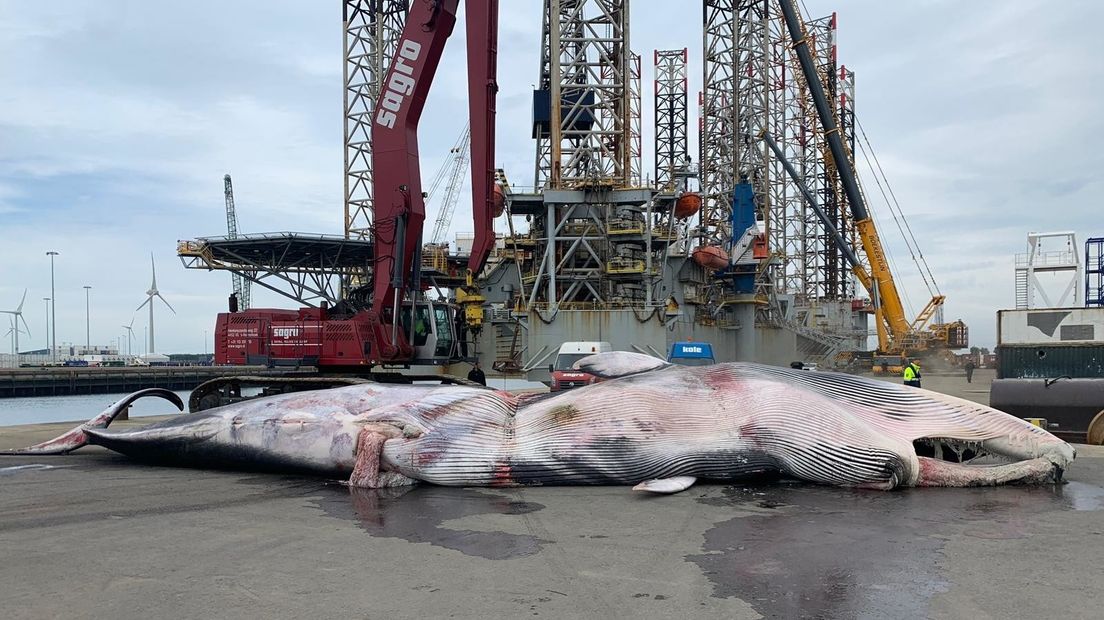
[910,437,1070,487]
[913,438,1000,465]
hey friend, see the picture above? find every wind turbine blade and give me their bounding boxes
[19,314,30,337]
[150,253,157,289]
[136,297,152,312]
[17,289,27,312]
[128,317,135,329]
[156,294,176,314]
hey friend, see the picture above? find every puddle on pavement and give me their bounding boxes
[0,463,71,476]
[1059,481,1104,511]
[313,484,549,560]
[688,481,1098,619]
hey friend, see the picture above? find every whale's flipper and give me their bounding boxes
[574,351,670,379]
[632,476,697,494]
[0,388,184,455]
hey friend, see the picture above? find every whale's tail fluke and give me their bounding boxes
[0,388,184,455]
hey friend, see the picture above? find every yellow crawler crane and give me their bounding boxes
[776,0,967,365]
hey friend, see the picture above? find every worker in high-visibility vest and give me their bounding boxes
[902,359,922,388]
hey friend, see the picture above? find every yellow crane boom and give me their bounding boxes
[777,0,958,356]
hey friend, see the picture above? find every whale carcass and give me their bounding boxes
[1,353,1075,492]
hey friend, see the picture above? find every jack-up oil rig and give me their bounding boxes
[177,0,966,400]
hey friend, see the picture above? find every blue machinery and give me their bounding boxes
[1087,237,1104,308]
[719,182,760,295]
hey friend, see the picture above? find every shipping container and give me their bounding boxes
[997,307,1104,346]
[995,344,1104,379]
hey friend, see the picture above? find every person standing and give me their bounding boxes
[902,359,922,388]
[964,359,976,384]
[467,361,487,386]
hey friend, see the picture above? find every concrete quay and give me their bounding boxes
[1,399,1103,618]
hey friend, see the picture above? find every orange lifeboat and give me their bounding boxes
[674,192,701,219]
[493,184,506,217]
[692,245,729,270]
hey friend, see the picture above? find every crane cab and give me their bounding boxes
[400,300,462,365]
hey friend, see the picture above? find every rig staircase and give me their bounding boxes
[1014,269,1029,309]
[491,320,524,374]
[782,318,847,363]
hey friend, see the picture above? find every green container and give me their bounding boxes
[996,344,1104,379]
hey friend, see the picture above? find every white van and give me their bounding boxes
[548,341,613,391]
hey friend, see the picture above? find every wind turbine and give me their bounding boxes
[121,317,137,356]
[135,254,175,355]
[4,316,28,356]
[0,289,31,355]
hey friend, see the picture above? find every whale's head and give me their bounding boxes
[573,352,1076,489]
[732,364,1076,488]
[892,387,1075,487]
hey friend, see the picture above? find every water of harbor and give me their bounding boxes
[0,377,544,427]
[0,391,193,427]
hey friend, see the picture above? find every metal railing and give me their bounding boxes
[1015,250,1078,268]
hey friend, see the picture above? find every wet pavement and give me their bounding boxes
[688,481,1103,618]
[317,485,550,560]
[1,421,1103,619]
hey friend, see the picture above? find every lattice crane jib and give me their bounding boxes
[343,0,408,242]
[223,174,250,310]
[430,126,473,245]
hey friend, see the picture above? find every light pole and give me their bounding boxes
[83,285,92,351]
[46,251,58,360]
[42,298,50,354]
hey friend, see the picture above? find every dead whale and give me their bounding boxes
[0,353,1075,492]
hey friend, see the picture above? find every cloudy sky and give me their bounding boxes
[1,0,1100,355]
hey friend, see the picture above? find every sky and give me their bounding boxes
[0,0,1101,354]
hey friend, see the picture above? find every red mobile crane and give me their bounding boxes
[369,0,498,362]
[212,0,498,372]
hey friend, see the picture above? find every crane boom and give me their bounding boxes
[224,174,250,310]
[207,1,498,370]
[464,0,498,275]
[430,125,472,244]
[369,0,498,362]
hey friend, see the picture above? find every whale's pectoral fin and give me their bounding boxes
[632,476,697,494]
[574,351,670,379]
